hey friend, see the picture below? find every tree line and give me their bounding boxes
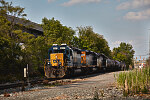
[0,0,135,83]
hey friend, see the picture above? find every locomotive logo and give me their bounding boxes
[50,53,64,66]
[53,59,60,63]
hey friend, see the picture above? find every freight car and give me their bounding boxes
[44,44,125,78]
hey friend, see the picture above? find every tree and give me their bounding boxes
[112,42,135,68]
[0,0,26,38]
[13,29,48,77]
[0,0,27,81]
[41,17,75,46]
[0,0,44,82]
[72,36,80,47]
[77,26,111,57]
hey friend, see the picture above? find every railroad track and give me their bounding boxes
[0,82,23,90]
[0,79,43,90]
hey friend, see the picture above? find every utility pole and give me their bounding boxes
[27,64,30,90]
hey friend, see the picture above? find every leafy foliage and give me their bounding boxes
[76,26,111,57]
[113,42,135,67]
[0,0,47,82]
[0,0,25,82]
[41,17,75,46]
[42,21,111,57]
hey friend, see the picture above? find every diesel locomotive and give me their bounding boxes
[44,44,126,78]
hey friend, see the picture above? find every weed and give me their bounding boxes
[93,87,99,100]
[115,67,150,95]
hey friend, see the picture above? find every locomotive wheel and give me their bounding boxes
[81,67,89,75]
[89,67,93,73]
[102,67,107,72]
[81,68,85,75]
[96,67,102,72]
[70,68,75,76]
[66,68,75,77]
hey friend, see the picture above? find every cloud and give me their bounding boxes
[111,40,134,49]
[61,0,101,6]
[117,0,150,10]
[116,0,150,20]
[48,0,55,3]
[112,41,122,46]
[116,2,130,10]
[124,9,150,20]
[112,40,134,46]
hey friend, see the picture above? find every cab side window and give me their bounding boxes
[66,49,69,55]
[49,50,52,54]
[70,50,72,56]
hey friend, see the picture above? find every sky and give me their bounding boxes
[5,0,150,60]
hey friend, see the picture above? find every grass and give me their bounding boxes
[115,67,150,96]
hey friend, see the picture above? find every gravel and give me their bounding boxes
[0,71,149,100]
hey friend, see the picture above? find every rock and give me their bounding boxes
[56,80,62,83]
[43,80,49,84]
[4,93,10,97]
[48,81,56,85]
[0,94,4,97]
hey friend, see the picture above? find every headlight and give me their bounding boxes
[48,62,50,65]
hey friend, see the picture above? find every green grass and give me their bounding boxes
[115,67,150,96]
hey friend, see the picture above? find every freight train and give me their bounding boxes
[44,44,126,78]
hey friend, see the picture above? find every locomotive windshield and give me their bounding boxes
[60,47,66,53]
[59,46,69,55]
[53,47,59,53]
[48,46,59,54]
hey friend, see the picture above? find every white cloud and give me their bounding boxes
[117,0,150,10]
[124,9,150,20]
[111,40,134,49]
[128,40,134,45]
[48,0,55,3]
[116,2,130,10]
[116,0,150,20]
[61,0,101,6]
[112,40,122,46]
